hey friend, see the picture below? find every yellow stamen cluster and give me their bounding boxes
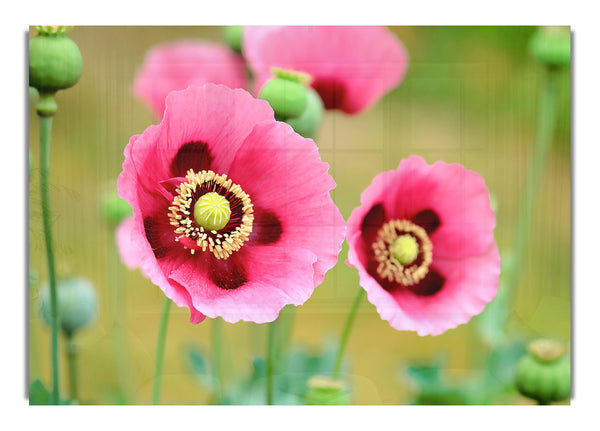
[372,219,432,286]
[168,169,253,259]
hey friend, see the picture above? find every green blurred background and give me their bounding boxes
[28,26,570,404]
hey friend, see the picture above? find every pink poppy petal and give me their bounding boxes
[134,40,247,118]
[119,84,344,324]
[115,215,206,325]
[119,85,276,224]
[228,120,346,285]
[348,236,500,336]
[387,243,501,336]
[169,245,318,323]
[346,155,500,336]
[244,26,408,114]
[387,156,496,259]
[349,156,496,260]
[115,216,140,269]
[426,160,497,260]
[161,84,275,176]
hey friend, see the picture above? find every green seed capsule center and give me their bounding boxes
[389,234,419,266]
[193,192,231,231]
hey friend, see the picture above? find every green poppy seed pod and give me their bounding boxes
[224,26,244,55]
[101,190,133,226]
[29,86,39,102]
[259,69,310,121]
[285,86,324,139]
[29,29,83,94]
[529,26,571,68]
[40,276,98,336]
[515,339,571,404]
[305,376,350,405]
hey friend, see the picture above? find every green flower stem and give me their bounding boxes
[151,298,172,405]
[37,96,59,404]
[266,319,277,405]
[211,318,224,404]
[505,67,560,300]
[65,333,78,402]
[332,288,364,380]
[274,306,295,365]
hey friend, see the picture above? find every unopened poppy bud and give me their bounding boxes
[515,339,571,404]
[102,191,132,226]
[224,26,244,55]
[40,276,98,336]
[285,86,324,139]
[529,26,570,68]
[259,68,311,121]
[29,27,83,94]
[305,376,350,405]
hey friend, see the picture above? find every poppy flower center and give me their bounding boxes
[168,169,254,259]
[193,192,231,231]
[389,234,419,265]
[372,219,433,286]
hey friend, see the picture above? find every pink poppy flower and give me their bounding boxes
[346,156,500,336]
[134,40,247,118]
[243,26,408,114]
[117,83,345,323]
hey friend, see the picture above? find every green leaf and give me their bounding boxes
[185,345,215,390]
[406,362,443,388]
[29,379,51,405]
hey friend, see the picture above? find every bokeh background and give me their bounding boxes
[27,26,571,405]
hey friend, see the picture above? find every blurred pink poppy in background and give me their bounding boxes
[346,156,500,336]
[117,84,345,323]
[243,26,408,114]
[134,41,247,118]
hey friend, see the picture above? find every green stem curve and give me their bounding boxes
[151,298,172,405]
[332,288,364,380]
[505,67,560,301]
[38,103,59,404]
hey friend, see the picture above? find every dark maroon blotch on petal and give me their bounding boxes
[366,258,445,297]
[170,141,214,177]
[361,203,386,247]
[250,209,283,245]
[411,209,441,235]
[144,217,173,259]
[406,269,445,297]
[312,79,345,110]
[208,255,248,290]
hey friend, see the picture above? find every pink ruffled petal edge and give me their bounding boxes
[348,228,500,336]
[228,119,346,286]
[169,245,318,323]
[115,215,206,324]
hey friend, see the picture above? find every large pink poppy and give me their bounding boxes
[133,40,247,118]
[117,84,345,323]
[346,156,500,336]
[243,26,408,114]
